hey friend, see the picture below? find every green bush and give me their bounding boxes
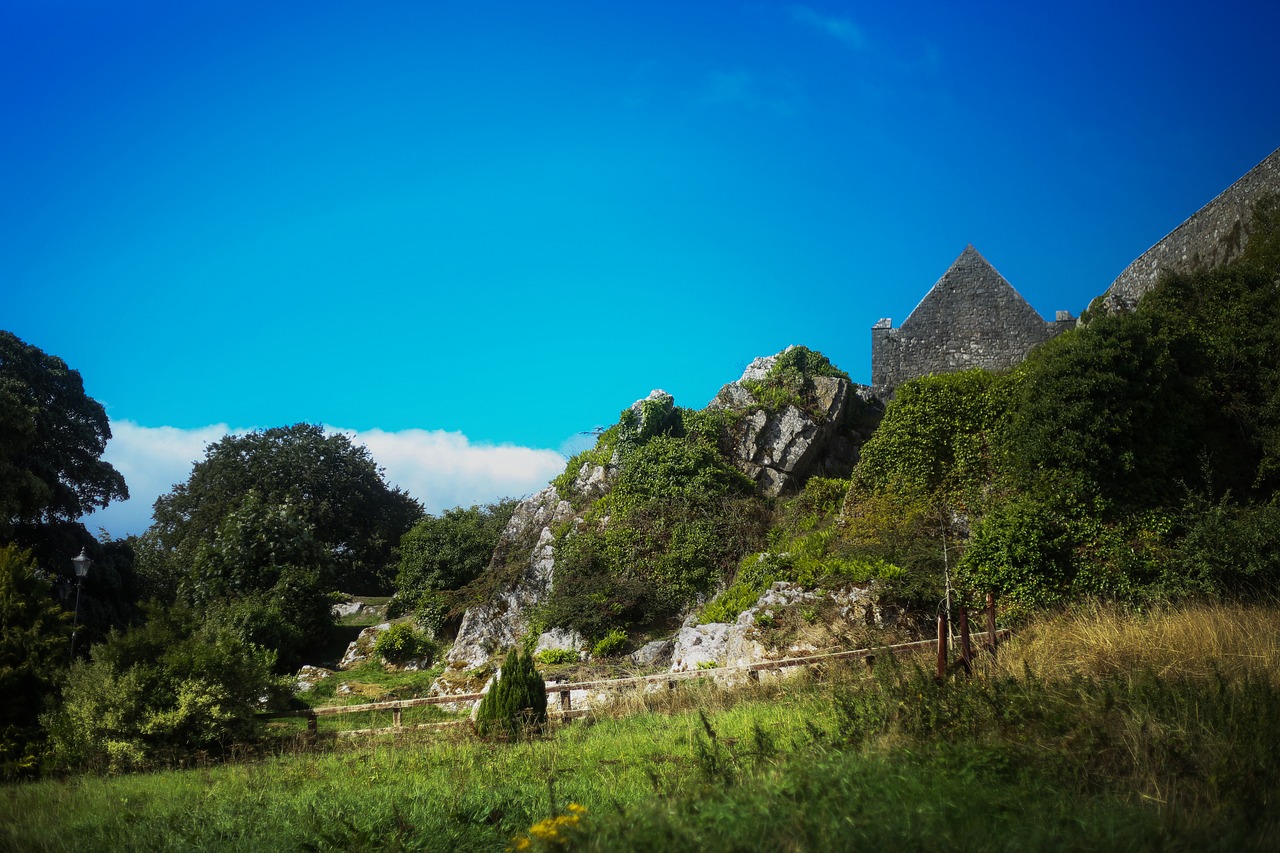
[374,622,434,664]
[474,649,547,740]
[42,603,290,773]
[591,628,629,658]
[535,648,579,666]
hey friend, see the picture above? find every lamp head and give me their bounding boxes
[71,548,92,579]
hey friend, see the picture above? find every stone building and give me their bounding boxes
[871,245,1074,393]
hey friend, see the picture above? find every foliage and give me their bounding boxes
[395,500,515,616]
[544,415,767,639]
[956,495,1074,616]
[0,545,67,779]
[373,622,435,665]
[740,346,850,419]
[590,627,629,659]
[856,370,1004,507]
[474,648,547,740]
[150,423,422,595]
[535,647,579,666]
[42,603,289,773]
[0,330,128,532]
[177,491,334,670]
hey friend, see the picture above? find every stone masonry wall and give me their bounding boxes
[1101,147,1280,313]
[871,245,1072,392]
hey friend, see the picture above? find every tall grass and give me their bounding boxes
[3,602,1277,851]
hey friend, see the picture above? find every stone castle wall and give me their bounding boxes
[1101,147,1280,313]
[871,246,1073,392]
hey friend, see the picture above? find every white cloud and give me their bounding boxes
[331,427,566,515]
[789,5,866,51]
[81,421,567,539]
[82,421,236,539]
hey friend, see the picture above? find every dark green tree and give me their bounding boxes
[0,330,127,535]
[180,491,335,670]
[0,331,137,645]
[474,648,547,740]
[0,545,68,779]
[395,500,516,623]
[150,423,422,594]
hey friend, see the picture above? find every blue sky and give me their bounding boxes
[4,0,1278,537]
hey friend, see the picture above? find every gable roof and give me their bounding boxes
[899,245,1045,332]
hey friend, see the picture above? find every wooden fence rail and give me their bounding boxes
[261,627,1010,738]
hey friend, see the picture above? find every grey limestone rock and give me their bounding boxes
[709,354,855,496]
[438,486,575,673]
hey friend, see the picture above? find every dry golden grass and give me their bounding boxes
[991,599,1280,684]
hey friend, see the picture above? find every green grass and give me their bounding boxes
[4,603,1279,851]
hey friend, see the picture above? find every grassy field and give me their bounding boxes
[3,602,1278,851]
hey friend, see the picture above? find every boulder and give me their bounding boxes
[339,622,391,669]
[295,665,334,693]
[535,627,587,659]
[709,352,861,496]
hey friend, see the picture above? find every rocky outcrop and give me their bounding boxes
[710,351,877,495]
[438,485,575,672]
[669,582,894,673]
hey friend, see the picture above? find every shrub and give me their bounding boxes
[474,649,547,740]
[591,628,629,658]
[42,603,290,773]
[536,648,579,666]
[374,622,434,664]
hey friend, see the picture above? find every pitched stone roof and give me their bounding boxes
[870,245,1070,391]
[900,245,1045,335]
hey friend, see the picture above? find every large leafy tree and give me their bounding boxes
[0,330,128,534]
[151,424,422,594]
[0,331,137,647]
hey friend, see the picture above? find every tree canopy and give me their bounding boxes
[151,423,422,594]
[0,331,127,533]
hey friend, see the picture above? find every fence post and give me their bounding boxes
[393,706,402,732]
[559,689,571,713]
[306,714,317,744]
[936,613,948,681]
[986,592,998,654]
[957,606,973,675]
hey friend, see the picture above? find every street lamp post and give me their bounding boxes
[69,548,92,662]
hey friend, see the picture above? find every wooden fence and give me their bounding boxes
[261,606,1009,739]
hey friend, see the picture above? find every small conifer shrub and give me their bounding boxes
[475,649,547,740]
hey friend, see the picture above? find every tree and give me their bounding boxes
[396,501,516,601]
[474,648,547,740]
[395,500,516,634]
[181,491,335,670]
[0,330,128,535]
[0,545,68,778]
[150,424,422,594]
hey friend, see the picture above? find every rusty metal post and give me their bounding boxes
[986,592,998,654]
[957,605,973,675]
[936,613,948,681]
